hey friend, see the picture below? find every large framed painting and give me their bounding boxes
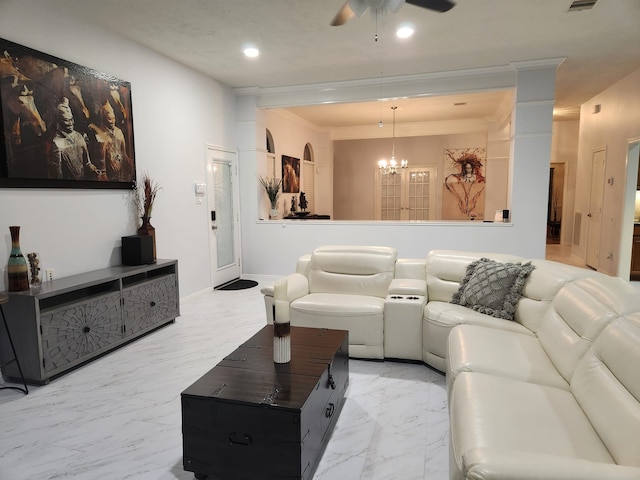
[0,37,136,189]
[442,148,486,220]
[282,155,300,193]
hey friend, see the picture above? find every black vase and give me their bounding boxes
[137,216,157,260]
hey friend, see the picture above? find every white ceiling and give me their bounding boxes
[32,0,640,127]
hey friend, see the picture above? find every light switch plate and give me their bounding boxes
[194,182,206,195]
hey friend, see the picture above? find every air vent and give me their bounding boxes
[568,0,597,11]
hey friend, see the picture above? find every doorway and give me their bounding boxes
[620,139,640,280]
[586,147,607,270]
[206,144,241,288]
[546,163,565,244]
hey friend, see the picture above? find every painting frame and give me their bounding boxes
[281,155,300,194]
[0,37,136,189]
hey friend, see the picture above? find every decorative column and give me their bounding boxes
[273,279,291,364]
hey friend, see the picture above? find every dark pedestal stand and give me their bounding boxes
[0,293,28,395]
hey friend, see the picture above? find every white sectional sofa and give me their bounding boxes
[262,246,640,479]
[263,247,602,368]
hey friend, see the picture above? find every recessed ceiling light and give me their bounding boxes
[243,47,260,58]
[396,25,414,39]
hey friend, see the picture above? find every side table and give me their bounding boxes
[0,293,28,394]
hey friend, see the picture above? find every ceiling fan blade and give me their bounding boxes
[331,0,370,26]
[386,0,406,14]
[331,1,356,26]
[406,0,455,12]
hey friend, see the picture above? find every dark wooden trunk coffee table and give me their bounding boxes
[181,325,349,480]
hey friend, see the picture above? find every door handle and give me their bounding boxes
[212,225,217,230]
[228,432,252,446]
[587,213,592,217]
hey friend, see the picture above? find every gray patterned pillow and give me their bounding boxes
[451,258,535,320]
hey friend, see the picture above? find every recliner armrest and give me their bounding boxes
[263,273,310,325]
[282,273,310,302]
[261,273,310,300]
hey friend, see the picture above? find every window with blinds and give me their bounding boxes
[302,161,315,212]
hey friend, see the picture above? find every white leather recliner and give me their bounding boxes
[269,245,398,359]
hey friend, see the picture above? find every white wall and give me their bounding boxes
[575,68,640,277]
[0,2,237,297]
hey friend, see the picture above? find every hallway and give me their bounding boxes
[545,243,589,269]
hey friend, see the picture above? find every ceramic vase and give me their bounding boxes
[7,226,29,292]
[137,216,157,260]
[273,279,291,364]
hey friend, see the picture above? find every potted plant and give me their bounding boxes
[259,175,282,219]
[134,172,161,259]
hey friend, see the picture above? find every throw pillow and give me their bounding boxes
[451,258,535,320]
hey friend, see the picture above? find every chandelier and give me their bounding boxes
[378,106,408,175]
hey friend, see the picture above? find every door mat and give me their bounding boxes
[215,279,259,291]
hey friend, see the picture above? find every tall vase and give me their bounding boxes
[273,279,291,364]
[7,226,29,292]
[137,216,157,260]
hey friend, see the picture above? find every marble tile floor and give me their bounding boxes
[0,277,449,480]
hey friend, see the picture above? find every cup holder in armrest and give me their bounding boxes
[388,295,422,301]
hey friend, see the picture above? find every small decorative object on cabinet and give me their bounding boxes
[299,191,308,212]
[134,173,161,260]
[0,260,179,385]
[7,226,29,292]
[27,252,41,287]
[121,235,154,266]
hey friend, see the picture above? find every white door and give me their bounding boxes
[206,145,241,287]
[404,167,436,220]
[375,166,436,220]
[586,148,606,269]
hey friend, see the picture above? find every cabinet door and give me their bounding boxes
[41,292,122,374]
[123,274,179,336]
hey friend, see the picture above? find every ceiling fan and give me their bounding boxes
[331,0,455,26]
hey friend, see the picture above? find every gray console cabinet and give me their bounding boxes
[1,260,179,384]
